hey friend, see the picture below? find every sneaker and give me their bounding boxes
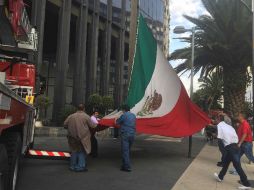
[214,173,222,182]
[238,185,251,190]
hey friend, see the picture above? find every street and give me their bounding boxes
[16,135,205,190]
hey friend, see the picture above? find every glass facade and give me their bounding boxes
[125,0,131,31]
[87,0,167,97]
[87,0,164,44]
[139,0,164,46]
[100,0,107,18]
[112,0,122,25]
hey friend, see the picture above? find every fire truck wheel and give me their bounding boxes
[0,144,8,190]
[1,133,22,190]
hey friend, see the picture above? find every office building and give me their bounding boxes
[26,0,170,123]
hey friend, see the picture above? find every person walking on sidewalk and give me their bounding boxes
[64,104,97,172]
[214,115,251,190]
[217,112,232,167]
[237,113,254,163]
[116,105,136,172]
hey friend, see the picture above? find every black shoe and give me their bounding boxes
[120,167,131,172]
[217,162,223,167]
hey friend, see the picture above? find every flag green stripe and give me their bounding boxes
[127,15,157,108]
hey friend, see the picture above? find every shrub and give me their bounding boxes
[35,95,50,120]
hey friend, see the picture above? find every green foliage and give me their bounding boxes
[171,0,252,78]
[192,89,206,108]
[35,95,50,109]
[193,89,222,111]
[87,94,102,111]
[35,95,50,120]
[86,94,114,116]
[170,0,252,114]
[192,72,223,111]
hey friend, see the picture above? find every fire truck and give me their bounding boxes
[0,0,38,190]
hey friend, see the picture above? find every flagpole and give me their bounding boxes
[252,0,254,132]
[188,27,195,158]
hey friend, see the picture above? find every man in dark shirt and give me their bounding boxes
[116,104,136,172]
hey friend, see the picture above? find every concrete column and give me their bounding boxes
[86,0,100,99]
[101,0,112,96]
[31,0,46,94]
[115,0,126,106]
[72,0,88,106]
[52,0,72,123]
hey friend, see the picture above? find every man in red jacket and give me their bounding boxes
[237,113,254,163]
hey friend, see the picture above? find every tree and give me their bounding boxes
[192,72,223,111]
[192,89,207,109]
[87,94,102,113]
[170,0,252,115]
[199,72,223,110]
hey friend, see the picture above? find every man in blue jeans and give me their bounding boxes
[64,104,97,172]
[237,113,254,163]
[217,112,232,167]
[214,115,251,190]
[116,105,136,172]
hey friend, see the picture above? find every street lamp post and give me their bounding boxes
[174,26,196,158]
[252,0,254,126]
[240,0,254,129]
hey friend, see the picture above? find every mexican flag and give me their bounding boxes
[99,15,210,137]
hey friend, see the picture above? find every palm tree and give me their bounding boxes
[170,0,252,115]
[199,71,223,111]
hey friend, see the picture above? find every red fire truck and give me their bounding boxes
[0,0,38,190]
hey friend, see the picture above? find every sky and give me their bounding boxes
[169,0,207,94]
[169,0,252,100]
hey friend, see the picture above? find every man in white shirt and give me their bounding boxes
[217,112,232,167]
[91,111,99,125]
[214,115,251,190]
[90,111,100,157]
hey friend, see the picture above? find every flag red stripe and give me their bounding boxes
[99,84,210,137]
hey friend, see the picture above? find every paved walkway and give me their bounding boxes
[172,143,254,190]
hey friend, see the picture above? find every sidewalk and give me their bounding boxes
[172,143,254,190]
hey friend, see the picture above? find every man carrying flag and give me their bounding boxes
[116,105,136,172]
